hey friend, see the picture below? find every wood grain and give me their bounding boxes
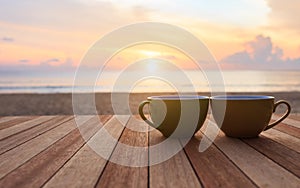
[289,114,300,121]
[0,115,298,188]
[0,116,72,154]
[273,123,300,139]
[0,115,111,188]
[272,115,300,129]
[262,128,300,153]
[96,116,148,188]
[185,132,256,188]
[0,116,55,140]
[149,129,202,188]
[44,115,129,188]
[0,116,92,179]
[0,116,35,130]
[243,136,300,178]
[212,127,300,187]
[0,116,19,124]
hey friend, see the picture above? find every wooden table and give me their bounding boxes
[0,114,299,188]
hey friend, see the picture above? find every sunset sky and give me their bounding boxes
[0,0,299,71]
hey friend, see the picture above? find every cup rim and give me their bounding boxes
[210,95,274,100]
[147,95,209,100]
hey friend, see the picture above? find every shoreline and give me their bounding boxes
[0,92,299,116]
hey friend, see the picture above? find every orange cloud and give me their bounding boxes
[221,35,300,70]
[1,0,299,71]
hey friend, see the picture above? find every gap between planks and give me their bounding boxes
[0,115,93,179]
[0,116,36,131]
[184,131,256,188]
[43,115,130,188]
[95,116,148,188]
[149,128,202,188]
[202,119,300,188]
[0,115,112,188]
[0,116,56,140]
[272,114,300,129]
[0,116,73,155]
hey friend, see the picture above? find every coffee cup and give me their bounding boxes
[210,95,291,138]
[139,95,209,137]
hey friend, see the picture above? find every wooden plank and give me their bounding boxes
[0,116,35,130]
[272,114,300,129]
[95,116,148,188]
[206,120,300,188]
[0,116,73,154]
[185,132,256,188]
[149,129,202,188]
[0,115,92,179]
[262,128,300,153]
[243,136,300,178]
[289,114,300,121]
[0,116,19,124]
[44,115,129,188]
[0,115,111,188]
[215,135,300,187]
[273,123,300,139]
[0,116,55,140]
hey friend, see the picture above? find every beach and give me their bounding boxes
[0,92,299,116]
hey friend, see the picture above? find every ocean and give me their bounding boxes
[0,70,299,93]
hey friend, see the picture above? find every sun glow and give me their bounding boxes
[139,50,161,57]
[145,59,160,73]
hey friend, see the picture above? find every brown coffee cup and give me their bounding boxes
[139,95,209,138]
[210,95,291,138]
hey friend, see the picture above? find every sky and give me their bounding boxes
[0,0,300,72]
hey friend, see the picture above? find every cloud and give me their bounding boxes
[1,37,14,42]
[245,35,281,63]
[0,58,75,73]
[221,35,300,70]
[0,0,154,68]
[19,59,30,63]
[40,58,60,66]
[39,58,75,69]
[0,0,152,31]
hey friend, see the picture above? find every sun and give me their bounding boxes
[146,60,159,72]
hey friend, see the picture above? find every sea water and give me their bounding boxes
[0,70,299,93]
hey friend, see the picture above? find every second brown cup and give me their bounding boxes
[210,95,291,138]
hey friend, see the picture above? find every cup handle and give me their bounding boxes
[138,100,154,127]
[264,100,291,131]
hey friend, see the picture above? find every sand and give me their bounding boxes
[0,92,299,116]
